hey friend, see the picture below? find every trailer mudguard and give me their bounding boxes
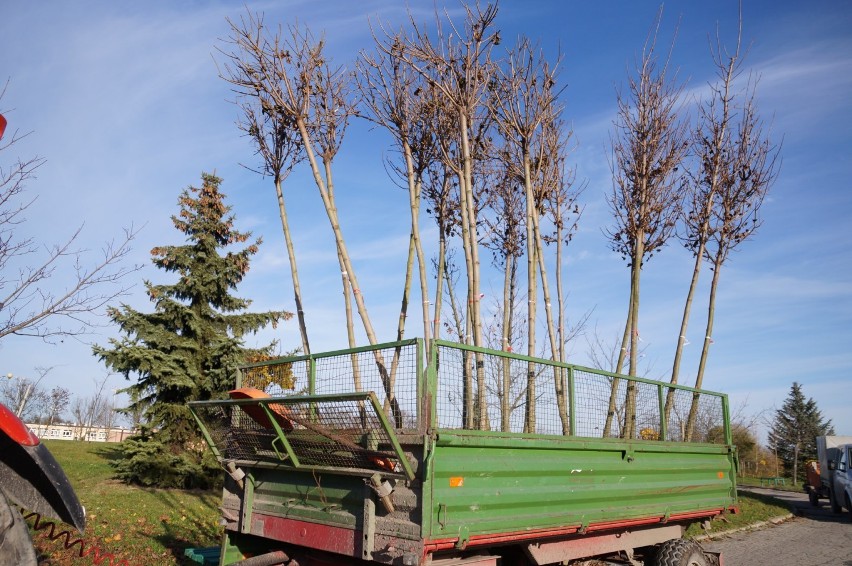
[0,403,86,532]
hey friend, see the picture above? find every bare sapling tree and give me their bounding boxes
[488,36,570,433]
[685,74,779,440]
[423,154,468,420]
[1,368,52,421]
[398,3,501,430]
[666,20,745,424]
[481,154,524,431]
[357,28,444,423]
[424,156,458,342]
[531,117,582,434]
[71,374,113,441]
[604,15,688,438]
[222,31,311,357]
[0,85,140,344]
[540,122,586,434]
[540,125,584,370]
[44,385,70,426]
[220,12,404,423]
[357,26,440,347]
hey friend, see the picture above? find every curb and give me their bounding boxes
[694,485,801,542]
[692,513,795,542]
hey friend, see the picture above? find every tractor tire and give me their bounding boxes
[0,489,38,566]
[654,538,710,566]
[808,489,820,507]
[829,488,842,513]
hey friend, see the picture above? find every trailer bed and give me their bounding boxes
[190,339,737,565]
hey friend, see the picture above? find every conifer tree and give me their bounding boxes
[768,382,834,484]
[94,173,291,488]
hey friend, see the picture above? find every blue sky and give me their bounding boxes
[1,1,850,438]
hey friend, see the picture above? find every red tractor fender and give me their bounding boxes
[0,402,86,532]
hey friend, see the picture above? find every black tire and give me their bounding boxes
[654,538,710,566]
[845,494,852,522]
[829,488,842,513]
[0,489,38,566]
[808,489,820,507]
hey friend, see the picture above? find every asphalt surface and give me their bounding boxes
[702,487,852,566]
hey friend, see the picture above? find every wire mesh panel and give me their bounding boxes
[237,341,421,431]
[432,340,728,444]
[190,395,411,478]
[572,369,625,438]
[434,344,569,435]
[312,342,420,430]
[664,387,726,443]
[633,380,663,440]
[205,340,726,452]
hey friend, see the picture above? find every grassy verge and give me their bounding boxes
[30,440,221,565]
[684,489,791,538]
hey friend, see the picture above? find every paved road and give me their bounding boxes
[702,487,852,566]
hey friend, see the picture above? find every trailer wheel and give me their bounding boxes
[808,489,820,507]
[829,488,842,513]
[654,539,709,566]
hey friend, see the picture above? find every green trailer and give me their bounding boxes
[189,339,736,566]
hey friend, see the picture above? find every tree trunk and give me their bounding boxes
[665,243,704,431]
[532,212,569,435]
[685,252,722,440]
[295,117,401,425]
[602,295,633,437]
[501,253,515,432]
[623,236,644,439]
[433,232,447,342]
[555,209,569,434]
[523,154,537,434]
[274,178,311,357]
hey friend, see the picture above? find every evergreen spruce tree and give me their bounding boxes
[768,382,834,484]
[94,173,291,488]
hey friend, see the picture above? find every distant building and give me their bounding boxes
[27,423,136,443]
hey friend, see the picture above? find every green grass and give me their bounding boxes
[684,489,792,538]
[30,440,222,565]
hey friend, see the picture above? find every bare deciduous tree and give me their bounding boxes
[44,385,70,426]
[220,13,404,424]
[604,13,688,438]
[685,69,779,439]
[0,96,140,343]
[71,375,113,440]
[397,3,501,429]
[488,37,571,433]
[667,18,745,423]
[222,31,310,357]
[1,369,50,421]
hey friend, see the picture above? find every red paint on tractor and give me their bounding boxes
[0,403,40,446]
[255,514,357,556]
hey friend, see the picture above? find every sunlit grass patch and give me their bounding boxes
[30,440,222,565]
